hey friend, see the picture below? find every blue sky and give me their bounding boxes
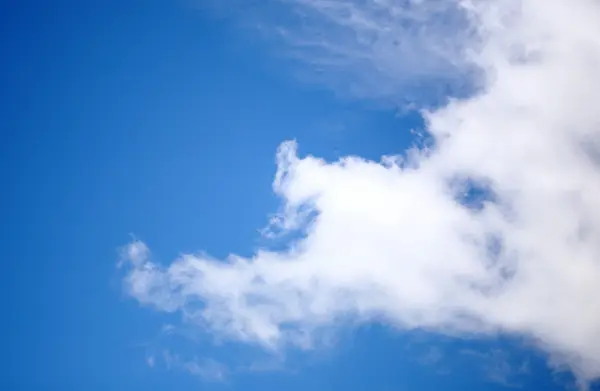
[3,1,600,390]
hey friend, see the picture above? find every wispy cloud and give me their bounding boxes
[162,350,228,382]
[417,346,444,367]
[121,0,600,386]
[461,348,530,388]
[272,0,478,105]
[146,355,156,368]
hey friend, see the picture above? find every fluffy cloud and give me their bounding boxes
[120,0,600,383]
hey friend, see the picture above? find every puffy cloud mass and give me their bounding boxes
[120,0,600,383]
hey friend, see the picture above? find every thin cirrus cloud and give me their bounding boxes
[120,0,600,384]
[267,0,478,104]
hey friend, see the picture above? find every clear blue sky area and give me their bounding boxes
[1,1,595,390]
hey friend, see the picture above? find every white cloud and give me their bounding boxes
[120,0,600,384]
